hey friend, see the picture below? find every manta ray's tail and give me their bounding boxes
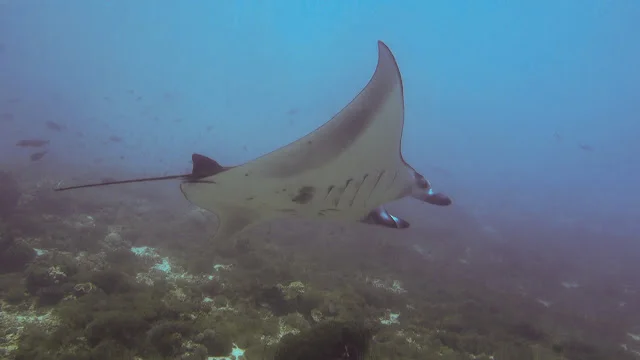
[54,153,225,192]
[54,173,187,191]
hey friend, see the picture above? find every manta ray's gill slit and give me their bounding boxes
[186,179,216,184]
[386,171,399,192]
[316,208,339,217]
[348,174,369,207]
[325,185,335,200]
[334,178,353,208]
[366,170,386,202]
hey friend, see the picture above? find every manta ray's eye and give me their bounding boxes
[414,172,430,189]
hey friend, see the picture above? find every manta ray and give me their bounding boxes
[56,41,452,241]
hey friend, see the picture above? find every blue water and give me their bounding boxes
[1,1,638,235]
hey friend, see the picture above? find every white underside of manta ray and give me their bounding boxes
[55,41,452,241]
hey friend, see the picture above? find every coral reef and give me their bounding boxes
[274,321,373,360]
[0,232,35,274]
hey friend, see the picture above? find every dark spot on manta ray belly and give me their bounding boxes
[291,186,315,204]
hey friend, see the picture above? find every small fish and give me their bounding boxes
[578,143,594,151]
[286,108,299,116]
[45,121,65,131]
[30,151,48,161]
[109,135,123,143]
[16,139,50,147]
[553,131,562,141]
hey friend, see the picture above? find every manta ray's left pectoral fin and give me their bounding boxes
[361,206,410,229]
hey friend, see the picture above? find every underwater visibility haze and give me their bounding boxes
[0,1,639,359]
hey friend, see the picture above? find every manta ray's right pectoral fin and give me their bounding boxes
[361,206,410,229]
[413,189,452,206]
